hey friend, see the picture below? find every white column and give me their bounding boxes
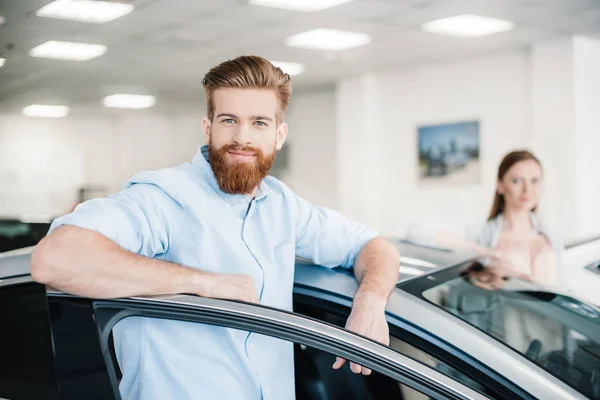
[573,37,600,238]
[531,36,600,240]
[335,75,381,228]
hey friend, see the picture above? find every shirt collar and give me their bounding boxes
[191,145,268,204]
[494,212,543,233]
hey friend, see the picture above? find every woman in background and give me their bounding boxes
[409,151,566,356]
[408,150,564,287]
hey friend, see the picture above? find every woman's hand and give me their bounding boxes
[486,250,533,282]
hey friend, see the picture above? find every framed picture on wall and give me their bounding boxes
[417,120,480,184]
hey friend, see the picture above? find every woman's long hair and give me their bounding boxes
[488,150,542,221]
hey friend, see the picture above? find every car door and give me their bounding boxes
[0,275,60,400]
[292,264,537,400]
[0,274,115,400]
[88,294,489,400]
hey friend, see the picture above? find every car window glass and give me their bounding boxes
[0,221,50,253]
[293,295,498,398]
[420,267,600,400]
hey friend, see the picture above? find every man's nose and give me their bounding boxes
[232,123,252,147]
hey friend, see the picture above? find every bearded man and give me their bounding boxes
[31,55,400,400]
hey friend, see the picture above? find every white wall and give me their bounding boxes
[336,76,381,226]
[530,39,578,237]
[337,52,533,237]
[3,42,598,244]
[0,110,204,219]
[0,88,337,220]
[0,116,89,218]
[573,37,600,238]
[107,113,204,189]
[284,87,338,209]
[531,36,600,240]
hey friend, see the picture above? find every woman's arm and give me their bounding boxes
[434,230,492,256]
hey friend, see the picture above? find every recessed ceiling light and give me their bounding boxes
[285,28,371,51]
[422,14,515,38]
[103,94,156,109]
[249,0,355,12]
[36,0,134,24]
[0,57,5,68]
[22,105,69,118]
[270,61,305,76]
[29,40,107,61]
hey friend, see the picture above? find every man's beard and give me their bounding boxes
[208,140,276,195]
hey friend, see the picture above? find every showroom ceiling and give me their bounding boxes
[0,0,599,112]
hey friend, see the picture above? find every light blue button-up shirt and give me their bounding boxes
[50,145,377,400]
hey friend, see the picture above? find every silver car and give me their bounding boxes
[0,241,598,400]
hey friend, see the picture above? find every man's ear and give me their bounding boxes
[276,122,288,151]
[202,117,211,143]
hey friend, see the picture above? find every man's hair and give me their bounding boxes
[202,55,292,123]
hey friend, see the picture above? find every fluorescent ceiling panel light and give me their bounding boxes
[286,28,370,51]
[249,0,354,12]
[400,266,425,276]
[36,0,134,24]
[0,58,5,68]
[401,257,436,268]
[22,105,69,118]
[103,94,156,109]
[270,61,305,76]
[422,14,514,38]
[29,40,107,61]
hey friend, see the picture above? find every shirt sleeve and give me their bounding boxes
[49,183,183,258]
[293,195,378,269]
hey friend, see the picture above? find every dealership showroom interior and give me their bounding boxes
[1,0,600,399]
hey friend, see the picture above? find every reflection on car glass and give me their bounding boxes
[0,222,31,237]
[420,265,600,400]
[0,221,50,253]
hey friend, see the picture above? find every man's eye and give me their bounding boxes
[255,121,267,127]
[223,119,235,124]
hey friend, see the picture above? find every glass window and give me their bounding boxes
[0,220,50,253]
[407,262,600,400]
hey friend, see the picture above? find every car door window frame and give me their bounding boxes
[86,294,489,400]
[293,284,535,400]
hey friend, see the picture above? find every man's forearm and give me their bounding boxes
[31,225,205,299]
[352,237,400,306]
[335,236,400,373]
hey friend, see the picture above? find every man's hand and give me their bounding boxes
[332,292,389,375]
[331,237,398,375]
[196,272,260,304]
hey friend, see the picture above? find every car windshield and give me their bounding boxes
[399,262,600,400]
